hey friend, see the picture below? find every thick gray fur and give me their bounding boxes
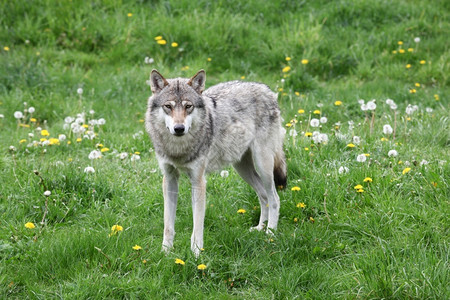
[145,69,286,256]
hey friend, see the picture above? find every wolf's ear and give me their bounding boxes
[187,70,206,94]
[150,70,169,94]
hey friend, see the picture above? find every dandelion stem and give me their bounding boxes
[370,111,375,135]
[393,111,397,141]
[95,247,112,268]
[323,190,331,223]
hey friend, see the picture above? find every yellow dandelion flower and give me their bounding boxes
[295,92,300,96]
[240,76,245,79]
[309,216,315,222]
[4,46,10,51]
[175,258,185,265]
[30,118,37,122]
[40,138,47,142]
[297,109,305,114]
[305,132,312,137]
[127,13,133,17]
[49,138,60,145]
[197,264,207,270]
[354,184,363,190]
[19,123,30,128]
[207,57,212,62]
[25,222,35,229]
[157,39,167,45]
[96,143,104,148]
[19,139,27,144]
[357,189,364,193]
[237,209,246,214]
[392,50,397,54]
[364,153,370,157]
[399,49,405,54]
[415,83,420,87]
[313,110,320,115]
[134,151,140,155]
[100,147,109,152]
[434,94,439,101]
[282,66,291,73]
[409,89,416,94]
[334,100,343,106]
[154,36,163,40]
[363,177,373,183]
[347,143,355,148]
[304,147,309,151]
[171,42,178,47]
[296,202,306,208]
[82,124,89,128]
[132,245,142,251]
[294,217,298,223]
[407,48,414,52]
[402,167,411,175]
[285,56,291,61]
[419,60,426,64]
[301,59,309,65]
[110,224,123,236]
[285,123,292,128]
[398,41,403,45]
[406,64,411,69]
[398,161,403,164]
[278,88,283,92]
[381,137,388,141]
[41,129,50,136]
[291,186,301,191]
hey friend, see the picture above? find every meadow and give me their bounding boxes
[0,0,449,298]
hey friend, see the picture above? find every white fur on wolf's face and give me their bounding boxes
[163,100,194,136]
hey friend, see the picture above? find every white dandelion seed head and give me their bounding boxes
[388,149,398,157]
[420,159,429,166]
[77,88,83,95]
[338,166,349,174]
[356,154,367,163]
[84,166,95,174]
[385,99,394,106]
[58,134,66,141]
[131,154,141,161]
[28,133,34,138]
[0,114,4,118]
[366,100,376,111]
[360,104,368,111]
[414,37,420,43]
[14,111,23,119]
[119,152,128,160]
[28,107,35,113]
[43,190,51,196]
[320,117,328,124]
[310,118,320,127]
[425,107,433,113]
[383,124,393,135]
[144,57,154,64]
[220,170,229,178]
[390,103,398,110]
[289,129,298,137]
[97,118,106,125]
[64,116,74,124]
[358,99,365,105]
[9,145,17,151]
[88,150,102,160]
[353,136,361,145]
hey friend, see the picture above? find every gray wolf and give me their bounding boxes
[145,69,286,256]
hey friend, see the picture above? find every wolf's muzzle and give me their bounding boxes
[173,124,185,136]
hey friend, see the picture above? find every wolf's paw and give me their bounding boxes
[161,243,173,255]
[250,224,265,232]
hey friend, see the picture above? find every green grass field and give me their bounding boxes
[1,0,449,298]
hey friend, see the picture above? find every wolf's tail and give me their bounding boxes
[274,148,287,190]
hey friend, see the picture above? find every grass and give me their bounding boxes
[0,0,449,298]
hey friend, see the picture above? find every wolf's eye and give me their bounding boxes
[185,104,193,109]
[164,104,172,110]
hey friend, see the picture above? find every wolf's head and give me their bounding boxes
[148,69,206,136]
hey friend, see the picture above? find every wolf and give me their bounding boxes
[145,69,286,256]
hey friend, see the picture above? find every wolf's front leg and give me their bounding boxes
[162,166,179,253]
[190,171,207,257]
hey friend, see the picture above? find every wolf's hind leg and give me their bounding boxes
[233,150,269,231]
[251,147,280,233]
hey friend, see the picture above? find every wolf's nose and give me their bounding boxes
[173,124,185,135]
